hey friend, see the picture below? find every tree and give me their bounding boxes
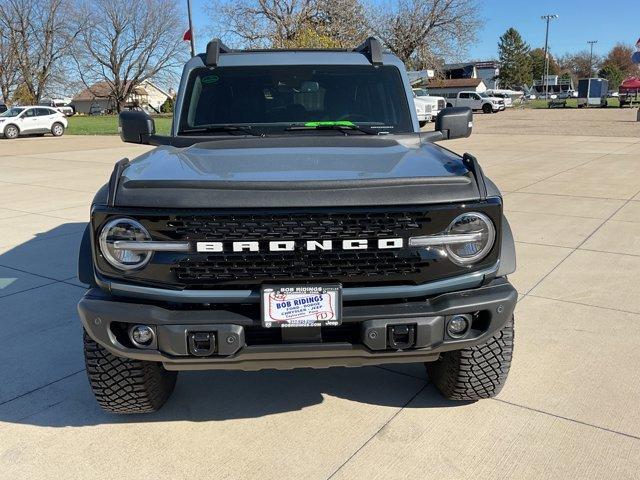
[497,28,531,88]
[530,47,559,82]
[209,0,366,49]
[0,29,19,104]
[599,62,624,89]
[72,0,185,112]
[0,0,79,104]
[603,43,639,78]
[369,0,482,69]
[557,51,601,83]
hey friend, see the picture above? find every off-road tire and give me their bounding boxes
[83,331,177,414]
[51,122,65,137]
[482,103,493,114]
[3,124,19,139]
[426,316,514,401]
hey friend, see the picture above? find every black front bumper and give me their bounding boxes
[78,279,517,371]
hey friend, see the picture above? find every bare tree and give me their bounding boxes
[0,29,19,104]
[209,0,366,49]
[0,0,79,104]
[72,0,185,112]
[368,0,483,69]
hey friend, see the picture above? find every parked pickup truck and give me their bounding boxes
[445,91,505,113]
[77,37,517,414]
[413,88,447,120]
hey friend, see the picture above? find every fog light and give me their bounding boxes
[129,325,155,348]
[447,315,470,338]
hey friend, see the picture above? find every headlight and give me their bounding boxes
[99,218,152,270]
[445,212,496,266]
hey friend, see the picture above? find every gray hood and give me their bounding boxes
[116,135,480,208]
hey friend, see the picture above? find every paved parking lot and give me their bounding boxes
[1,113,640,479]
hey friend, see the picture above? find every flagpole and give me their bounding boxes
[187,0,196,57]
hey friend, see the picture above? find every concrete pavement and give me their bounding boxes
[1,124,639,479]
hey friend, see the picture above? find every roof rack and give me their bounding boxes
[206,38,233,67]
[204,36,385,67]
[354,37,384,66]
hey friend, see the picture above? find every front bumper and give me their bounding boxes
[79,279,517,371]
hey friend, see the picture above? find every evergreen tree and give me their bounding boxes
[530,48,559,83]
[497,28,531,88]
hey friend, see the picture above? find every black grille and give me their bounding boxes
[173,250,428,283]
[163,211,431,286]
[163,211,428,241]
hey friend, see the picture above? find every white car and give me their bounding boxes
[0,106,68,139]
[446,91,505,113]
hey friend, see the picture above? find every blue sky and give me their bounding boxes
[187,0,639,60]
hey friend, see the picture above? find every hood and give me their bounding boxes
[115,135,480,208]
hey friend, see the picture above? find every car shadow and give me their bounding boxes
[0,223,469,427]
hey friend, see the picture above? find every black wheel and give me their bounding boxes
[446,103,453,108]
[482,103,493,114]
[419,121,427,128]
[426,316,514,401]
[51,122,65,137]
[83,331,177,414]
[3,124,19,139]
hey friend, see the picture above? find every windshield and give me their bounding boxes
[180,65,413,135]
[1,107,25,118]
[478,92,489,98]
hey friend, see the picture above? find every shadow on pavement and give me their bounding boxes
[0,223,465,427]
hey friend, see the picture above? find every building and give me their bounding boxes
[442,61,501,90]
[72,80,173,115]
[425,78,488,97]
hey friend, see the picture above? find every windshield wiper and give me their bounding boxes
[286,121,382,135]
[181,125,265,137]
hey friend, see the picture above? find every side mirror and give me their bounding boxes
[119,110,155,144]
[436,107,473,140]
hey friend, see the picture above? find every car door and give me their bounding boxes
[35,108,56,132]
[470,93,483,110]
[18,108,40,133]
[457,92,471,108]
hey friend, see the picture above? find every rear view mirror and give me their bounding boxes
[436,107,473,140]
[119,111,155,144]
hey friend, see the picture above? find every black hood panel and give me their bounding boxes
[115,136,480,208]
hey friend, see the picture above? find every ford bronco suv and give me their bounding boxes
[77,38,517,413]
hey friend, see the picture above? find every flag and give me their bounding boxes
[183,29,192,42]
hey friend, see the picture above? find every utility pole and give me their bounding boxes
[588,40,598,77]
[541,14,558,98]
[187,0,196,57]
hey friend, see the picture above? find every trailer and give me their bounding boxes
[577,78,608,108]
[618,77,640,108]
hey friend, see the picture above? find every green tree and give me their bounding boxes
[497,28,531,88]
[603,43,639,78]
[599,62,624,89]
[160,96,174,114]
[530,47,559,83]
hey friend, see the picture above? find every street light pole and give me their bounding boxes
[187,0,196,57]
[541,14,558,98]
[588,40,598,77]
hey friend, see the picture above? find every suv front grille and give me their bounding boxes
[93,203,502,289]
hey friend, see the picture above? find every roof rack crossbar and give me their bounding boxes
[206,38,233,67]
[354,37,384,66]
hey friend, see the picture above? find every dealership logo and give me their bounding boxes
[196,238,404,253]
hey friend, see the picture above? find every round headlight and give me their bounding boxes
[99,218,152,270]
[445,212,496,266]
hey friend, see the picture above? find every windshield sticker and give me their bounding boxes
[201,75,220,85]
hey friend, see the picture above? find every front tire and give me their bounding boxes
[482,103,493,114]
[3,124,19,139]
[51,122,65,137]
[426,316,514,401]
[83,332,177,414]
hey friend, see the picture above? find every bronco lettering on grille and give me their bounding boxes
[196,238,404,253]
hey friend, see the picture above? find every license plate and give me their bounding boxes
[261,285,342,328]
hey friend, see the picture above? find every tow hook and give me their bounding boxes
[188,332,216,357]
[387,324,416,350]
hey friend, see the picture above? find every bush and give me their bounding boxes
[160,97,175,114]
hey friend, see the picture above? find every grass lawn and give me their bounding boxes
[522,98,621,109]
[66,115,172,136]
